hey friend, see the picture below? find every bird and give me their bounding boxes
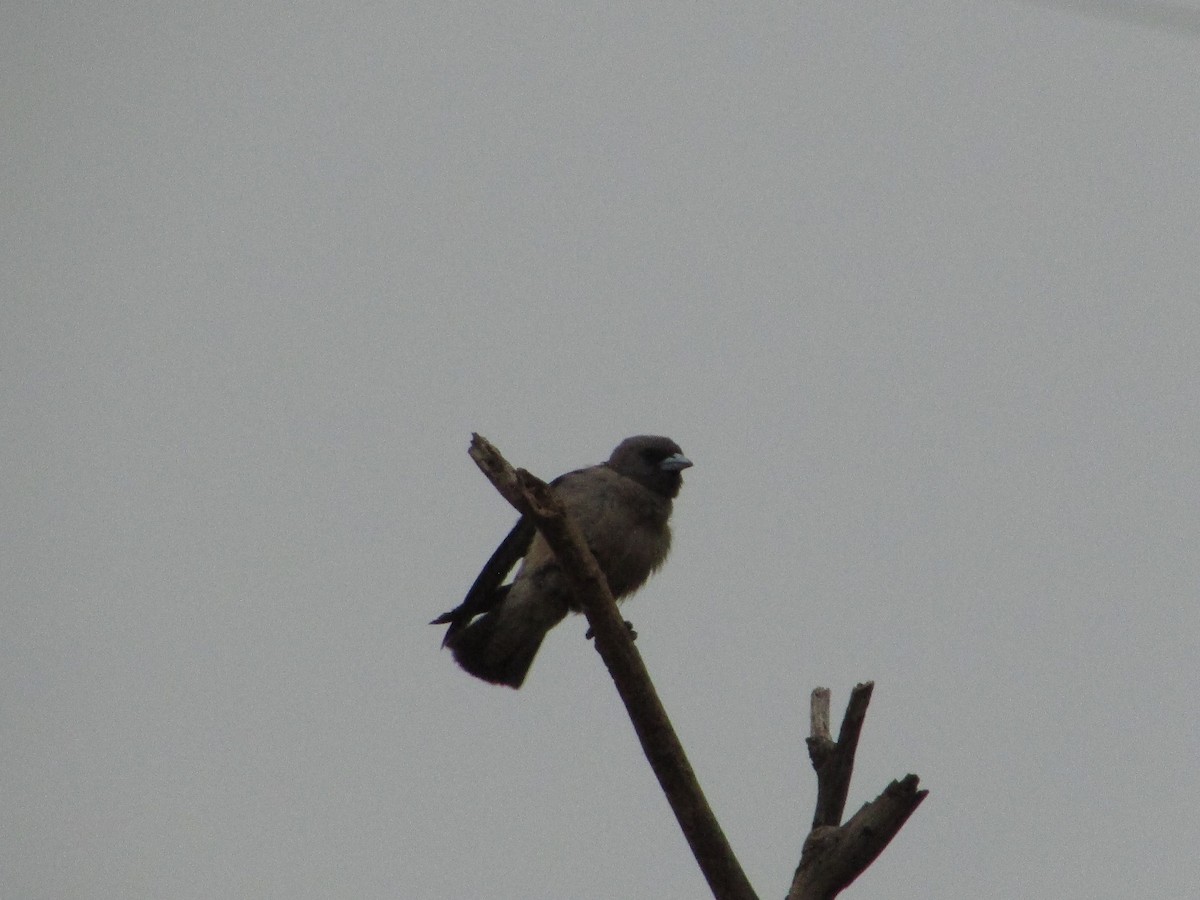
[432,435,692,688]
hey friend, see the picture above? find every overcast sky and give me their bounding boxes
[6,3,1200,898]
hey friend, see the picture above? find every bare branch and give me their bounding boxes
[808,682,873,829]
[787,686,928,900]
[467,434,758,900]
[809,687,832,741]
[789,776,927,899]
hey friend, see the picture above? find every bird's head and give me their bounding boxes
[607,435,692,499]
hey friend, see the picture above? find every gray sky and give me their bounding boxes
[6,3,1200,898]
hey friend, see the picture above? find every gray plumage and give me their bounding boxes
[432,435,692,688]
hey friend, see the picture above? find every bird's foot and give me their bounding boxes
[584,620,637,641]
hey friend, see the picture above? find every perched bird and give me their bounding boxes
[432,435,692,688]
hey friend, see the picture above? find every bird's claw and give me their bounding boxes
[585,620,637,641]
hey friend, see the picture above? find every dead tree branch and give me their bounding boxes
[786,685,929,900]
[467,434,758,900]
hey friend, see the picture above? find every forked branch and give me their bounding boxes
[787,686,928,900]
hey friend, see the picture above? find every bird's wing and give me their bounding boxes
[430,516,537,644]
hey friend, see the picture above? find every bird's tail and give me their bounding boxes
[446,598,567,689]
